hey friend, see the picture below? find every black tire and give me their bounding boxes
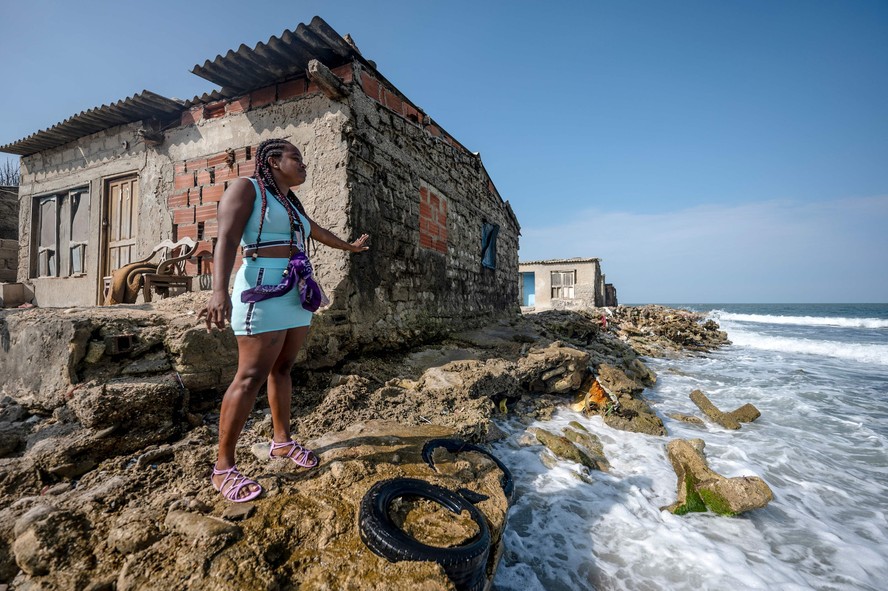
[359,478,491,591]
[421,438,515,505]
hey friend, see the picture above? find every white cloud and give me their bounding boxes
[519,196,888,303]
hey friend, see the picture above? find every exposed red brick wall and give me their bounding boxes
[419,183,447,254]
[278,79,306,100]
[175,65,348,128]
[250,85,277,108]
[170,145,260,279]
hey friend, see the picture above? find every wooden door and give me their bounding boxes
[105,176,139,274]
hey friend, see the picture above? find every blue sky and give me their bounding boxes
[1,0,886,303]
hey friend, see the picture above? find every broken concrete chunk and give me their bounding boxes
[727,403,761,423]
[84,341,106,363]
[562,427,609,471]
[689,389,741,430]
[13,505,91,576]
[517,342,589,394]
[667,413,705,426]
[663,438,772,516]
[107,508,161,555]
[530,427,599,471]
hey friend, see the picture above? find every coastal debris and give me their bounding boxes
[663,438,773,516]
[667,412,706,426]
[727,403,761,423]
[569,374,611,413]
[689,389,741,430]
[516,341,589,394]
[564,422,610,471]
[0,299,733,589]
[609,305,730,355]
[529,427,602,471]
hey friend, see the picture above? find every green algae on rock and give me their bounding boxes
[663,439,773,517]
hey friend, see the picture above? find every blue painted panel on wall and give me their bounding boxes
[522,272,535,306]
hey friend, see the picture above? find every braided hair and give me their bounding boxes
[251,138,311,257]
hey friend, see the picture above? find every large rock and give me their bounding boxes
[728,403,761,423]
[0,311,93,411]
[596,363,647,398]
[663,439,773,516]
[0,422,26,458]
[602,397,666,436]
[13,504,94,578]
[163,317,237,392]
[609,305,730,354]
[68,376,184,432]
[14,421,510,591]
[516,341,589,394]
[530,427,600,471]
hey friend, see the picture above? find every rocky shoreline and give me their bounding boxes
[0,301,752,590]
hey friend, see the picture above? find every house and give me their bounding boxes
[0,16,520,362]
[519,257,618,310]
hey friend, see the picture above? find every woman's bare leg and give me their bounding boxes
[267,326,310,450]
[212,330,287,496]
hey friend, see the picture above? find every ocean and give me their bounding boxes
[491,304,888,591]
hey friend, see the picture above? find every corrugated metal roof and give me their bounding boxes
[183,90,226,109]
[191,16,361,97]
[520,257,601,266]
[0,90,184,156]
[0,16,358,157]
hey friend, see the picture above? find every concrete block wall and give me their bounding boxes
[344,64,520,349]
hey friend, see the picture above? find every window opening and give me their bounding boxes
[481,222,499,269]
[32,187,90,278]
[551,270,575,299]
[37,196,58,277]
[69,191,89,275]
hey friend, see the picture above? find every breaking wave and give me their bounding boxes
[713,311,888,329]
[727,331,888,366]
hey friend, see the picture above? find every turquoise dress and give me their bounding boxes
[230,178,312,336]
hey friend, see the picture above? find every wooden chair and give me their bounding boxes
[141,238,199,302]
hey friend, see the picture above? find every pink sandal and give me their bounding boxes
[211,465,262,502]
[269,439,319,468]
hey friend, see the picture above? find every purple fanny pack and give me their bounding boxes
[240,251,327,312]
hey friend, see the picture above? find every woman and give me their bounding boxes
[199,138,369,502]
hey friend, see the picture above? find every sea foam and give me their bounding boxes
[725,330,888,366]
[713,311,888,329]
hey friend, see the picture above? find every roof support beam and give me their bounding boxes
[307,59,348,101]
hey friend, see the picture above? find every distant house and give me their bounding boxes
[519,257,618,310]
[0,16,520,362]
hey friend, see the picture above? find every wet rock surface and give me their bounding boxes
[663,439,773,516]
[0,301,734,588]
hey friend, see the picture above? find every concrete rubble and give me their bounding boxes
[663,439,773,516]
[0,299,739,589]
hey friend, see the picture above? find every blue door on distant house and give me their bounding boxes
[522,272,535,306]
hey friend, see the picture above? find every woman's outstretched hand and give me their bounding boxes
[350,234,370,252]
[197,291,233,332]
